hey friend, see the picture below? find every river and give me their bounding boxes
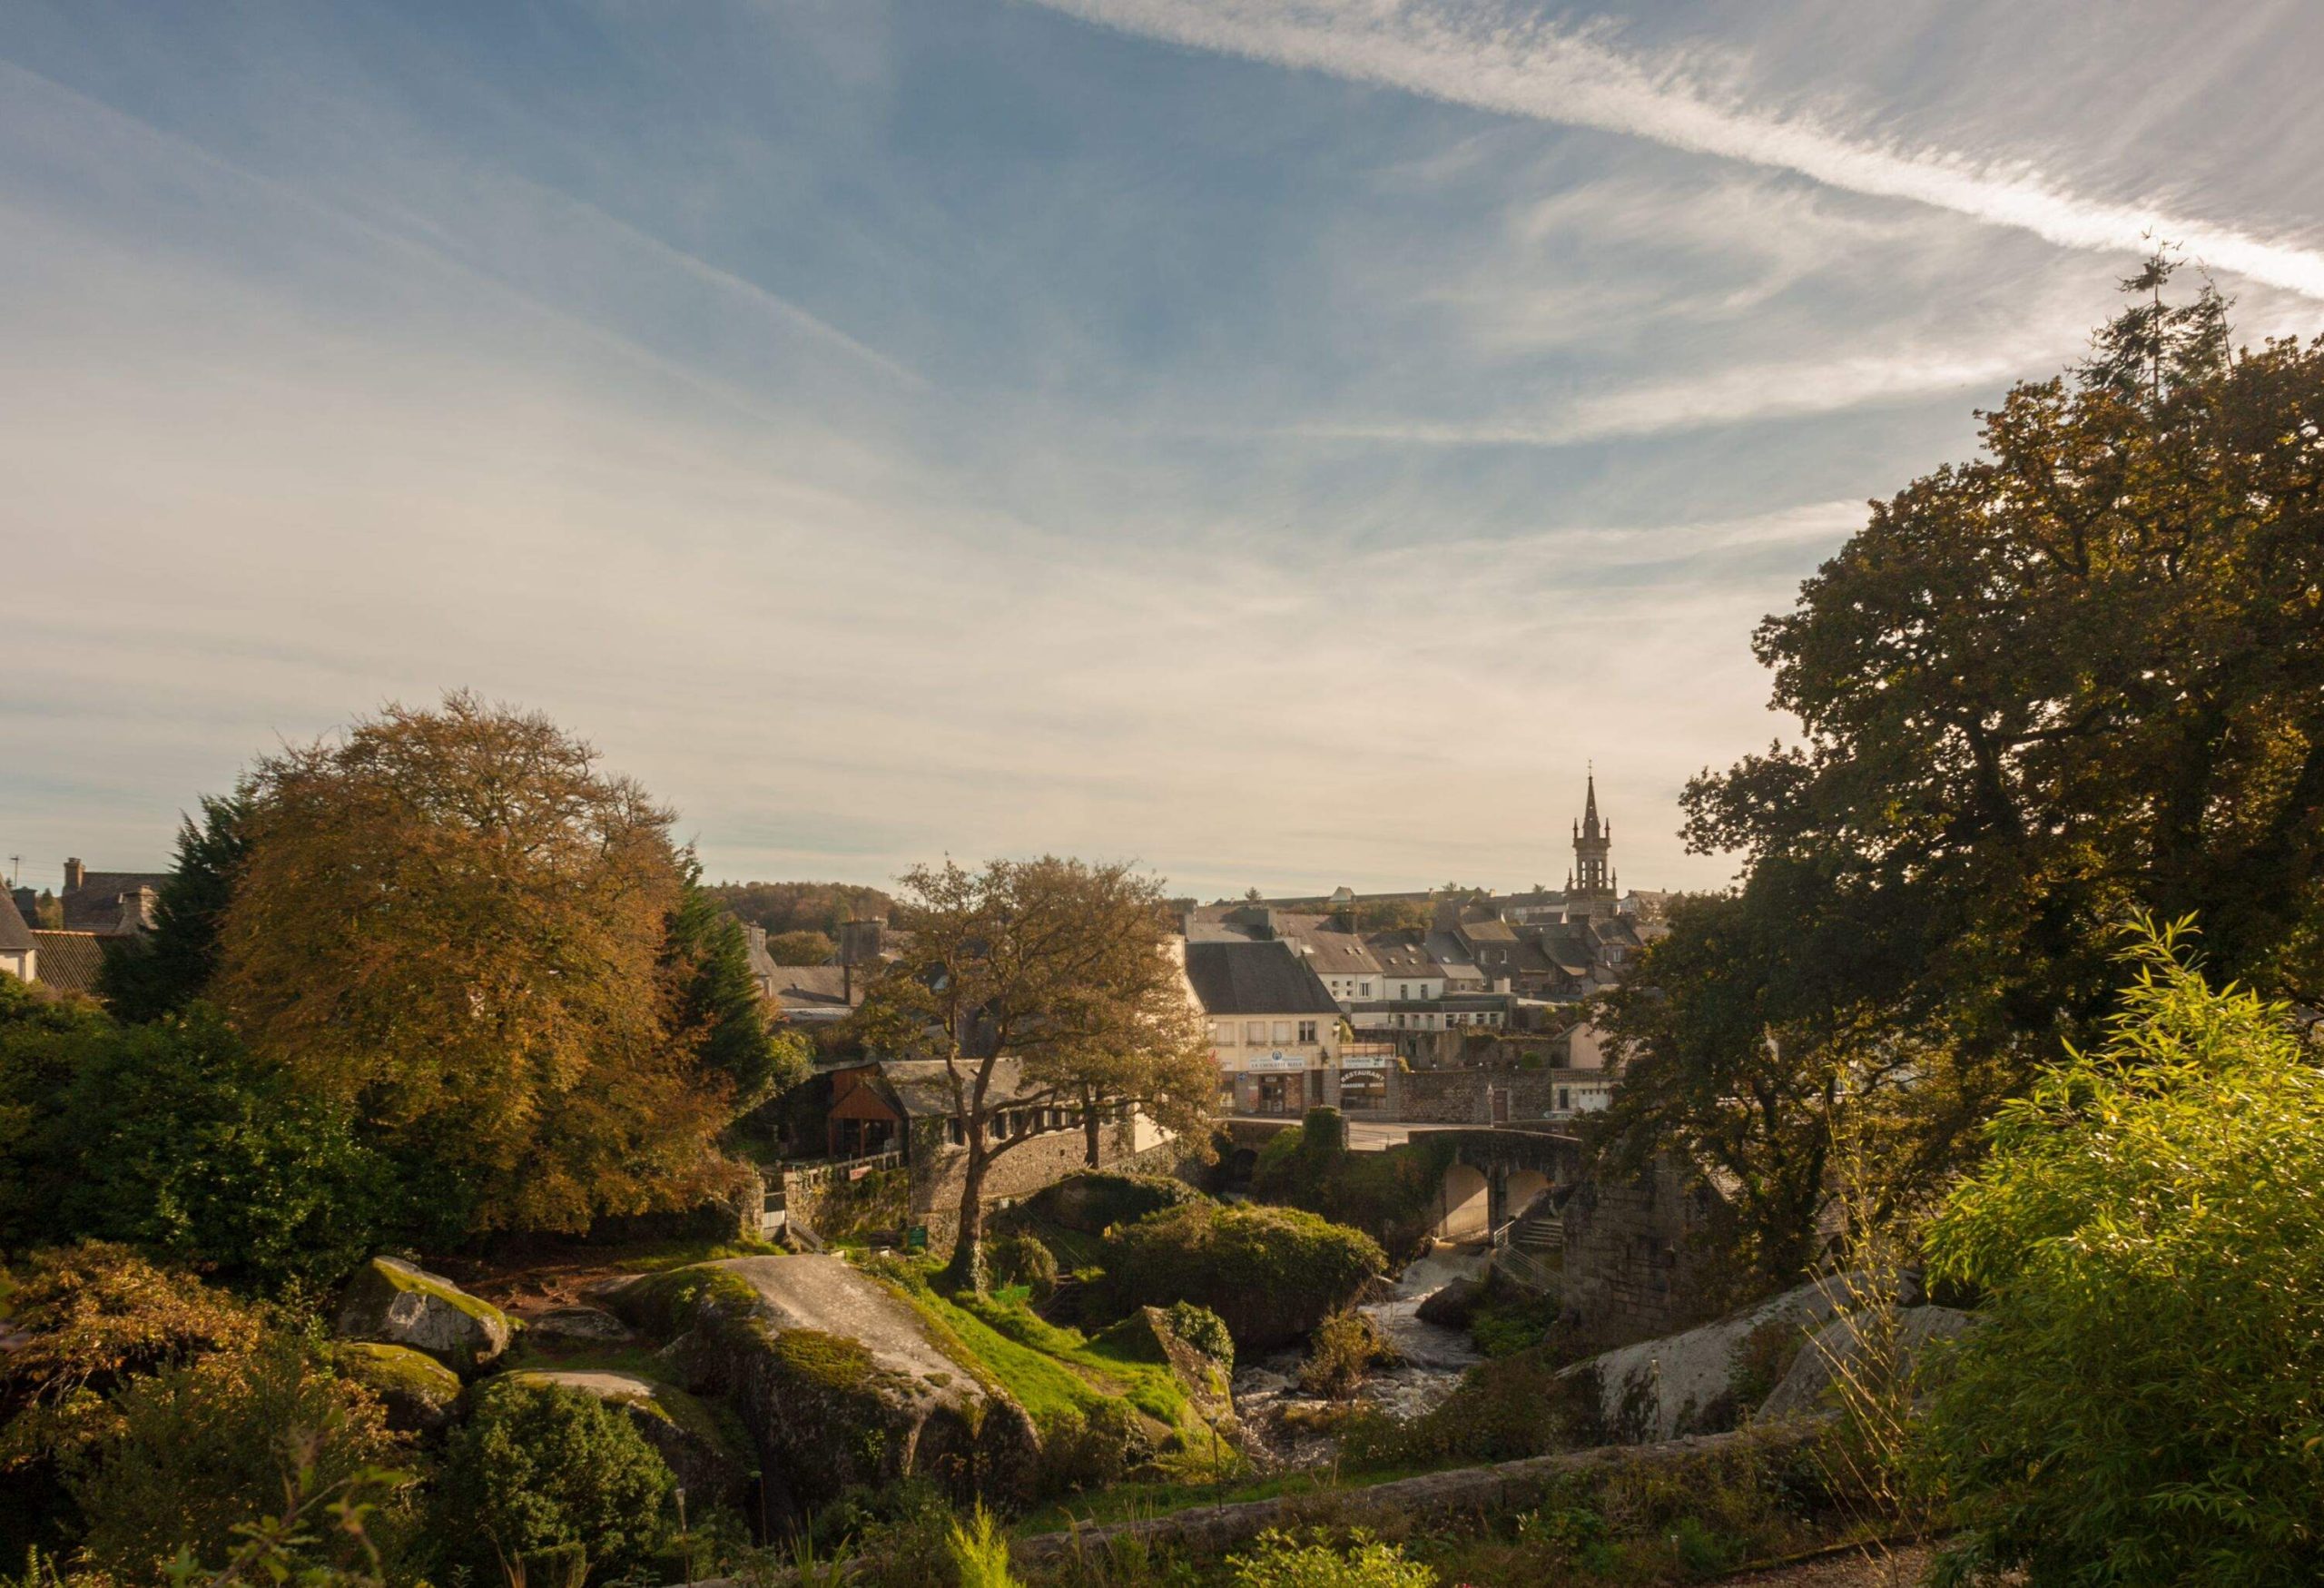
[1229,1244,1489,1466]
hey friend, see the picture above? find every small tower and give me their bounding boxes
[1571,770,1613,908]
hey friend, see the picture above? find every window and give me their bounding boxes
[1558,1087,1571,1111]
[1273,1020,1293,1044]
[1297,1020,1318,1043]
[1398,983,1409,999]
[1215,1021,1237,1046]
[1246,1020,1267,1044]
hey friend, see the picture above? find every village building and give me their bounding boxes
[1181,937,1344,1116]
[56,858,167,936]
[0,888,35,984]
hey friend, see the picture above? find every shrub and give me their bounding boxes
[1162,1300,1235,1370]
[1249,1122,1450,1260]
[1019,1169,1203,1236]
[1034,1398,1152,1495]
[1918,924,2324,1584]
[57,1007,392,1295]
[61,1336,410,1583]
[1227,1527,1435,1588]
[984,1234,1059,1300]
[1104,1203,1384,1350]
[1298,1312,1394,1400]
[0,1244,261,1434]
[435,1377,675,1581]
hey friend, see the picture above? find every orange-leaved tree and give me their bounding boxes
[213,693,748,1238]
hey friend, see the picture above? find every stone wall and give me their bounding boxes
[1558,1153,1732,1351]
[909,1117,1184,1251]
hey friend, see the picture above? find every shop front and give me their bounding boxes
[1235,1050,1315,1116]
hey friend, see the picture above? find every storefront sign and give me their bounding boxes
[1337,1051,1391,1070]
[1241,1050,1309,1074]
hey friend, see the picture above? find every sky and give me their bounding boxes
[5,1,2324,902]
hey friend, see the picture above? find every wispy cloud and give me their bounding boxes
[1025,0,2324,298]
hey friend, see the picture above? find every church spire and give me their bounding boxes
[1571,767,1613,905]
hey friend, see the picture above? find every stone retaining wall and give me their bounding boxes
[1012,1422,1823,1567]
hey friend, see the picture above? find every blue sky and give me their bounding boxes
[5,0,2322,901]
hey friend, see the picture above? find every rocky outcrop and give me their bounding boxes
[335,1258,512,1372]
[1757,1304,1976,1422]
[1557,1274,1866,1444]
[1093,1307,1240,1443]
[527,1306,635,1344]
[335,1341,462,1433]
[611,1255,1039,1517]
[1416,1276,1484,1329]
[508,1369,751,1510]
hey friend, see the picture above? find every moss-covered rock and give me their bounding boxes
[1091,1307,1238,1441]
[1101,1203,1386,1350]
[335,1340,462,1433]
[609,1255,1039,1519]
[334,1258,512,1371]
[506,1369,750,1510]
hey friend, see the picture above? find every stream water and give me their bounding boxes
[1230,1244,1489,1466]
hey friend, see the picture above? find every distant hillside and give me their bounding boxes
[707,880,897,936]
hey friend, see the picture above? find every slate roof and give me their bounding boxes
[1288,922,1381,977]
[1367,932,1442,976]
[875,1057,1047,1118]
[29,931,106,995]
[1183,939,1343,1017]
[773,965,857,1009]
[0,888,32,952]
[60,872,169,933]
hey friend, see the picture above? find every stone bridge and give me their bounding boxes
[1221,1118,1583,1241]
[1409,1127,1583,1240]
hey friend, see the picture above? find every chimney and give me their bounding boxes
[63,858,85,893]
[745,922,767,953]
[118,886,157,935]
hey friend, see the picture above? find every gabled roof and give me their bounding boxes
[29,932,107,995]
[875,1057,1050,1119]
[0,888,32,952]
[1183,939,1342,1017]
[772,965,857,1009]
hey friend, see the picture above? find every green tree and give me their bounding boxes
[1690,258,2324,1041]
[435,1378,675,1582]
[1634,260,2324,1248]
[1920,922,2324,1585]
[852,857,1216,1288]
[0,980,115,1252]
[95,792,252,1023]
[57,1008,391,1294]
[661,857,808,1111]
[763,929,835,965]
[212,693,737,1238]
[1586,865,1974,1291]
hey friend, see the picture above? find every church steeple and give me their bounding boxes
[1571,767,1613,904]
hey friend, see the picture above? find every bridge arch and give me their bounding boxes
[1436,1161,1491,1239]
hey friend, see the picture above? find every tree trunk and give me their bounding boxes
[943,1135,990,1291]
[1081,1083,1103,1168]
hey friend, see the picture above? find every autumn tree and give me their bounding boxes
[212,694,754,1239]
[852,857,1214,1289]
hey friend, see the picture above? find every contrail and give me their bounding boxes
[1026,0,2324,300]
